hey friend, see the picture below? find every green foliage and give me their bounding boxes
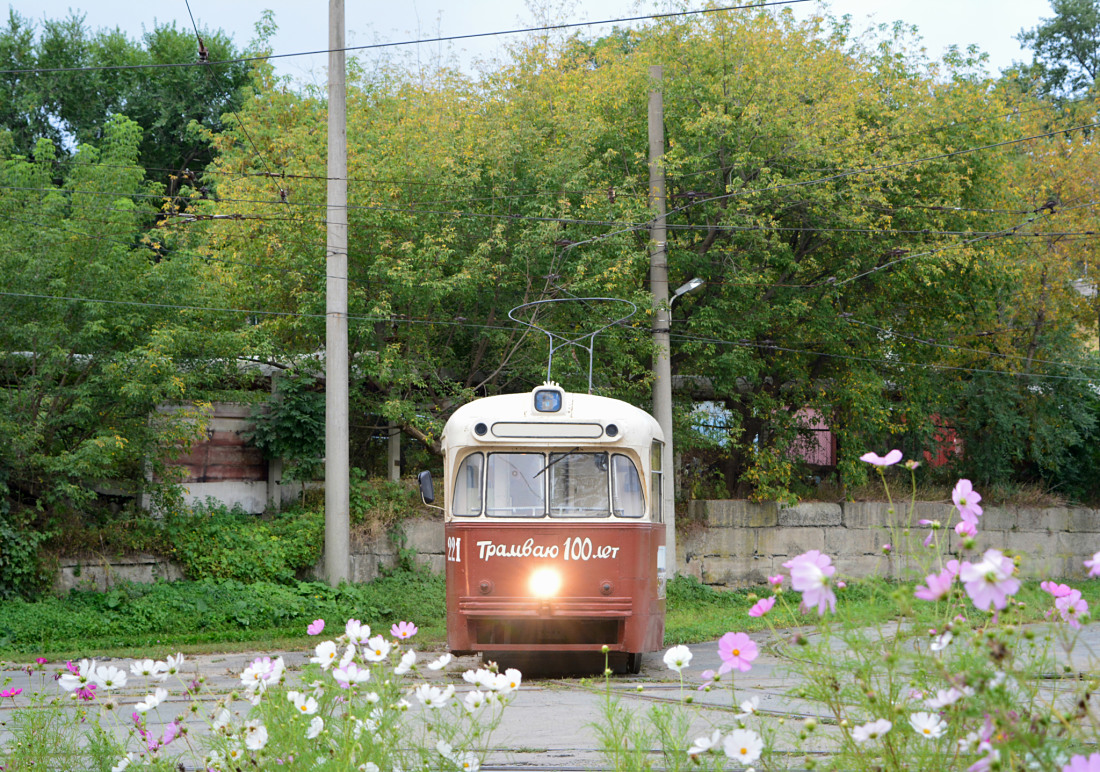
[0,10,256,186]
[349,469,420,531]
[163,499,323,584]
[0,508,52,600]
[248,373,325,484]
[1017,0,1100,98]
[0,568,445,655]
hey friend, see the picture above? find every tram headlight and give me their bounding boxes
[529,567,562,598]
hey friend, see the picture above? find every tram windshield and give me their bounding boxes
[453,451,644,518]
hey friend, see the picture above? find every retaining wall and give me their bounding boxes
[678,500,1100,587]
[56,503,1100,593]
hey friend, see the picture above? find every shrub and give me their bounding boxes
[163,499,322,584]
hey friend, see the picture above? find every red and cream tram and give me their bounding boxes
[419,381,667,672]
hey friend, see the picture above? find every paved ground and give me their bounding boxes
[3,622,1099,769]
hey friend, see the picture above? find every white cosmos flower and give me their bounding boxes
[930,631,953,652]
[688,729,723,757]
[130,659,164,679]
[212,707,232,731]
[358,764,380,772]
[333,662,372,686]
[227,745,246,763]
[455,752,479,771]
[243,719,268,750]
[164,653,185,678]
[311,641,339,670]
[58,661,93,692]
[362,635,391,662]
[394,650,417,675]
[365,691,380,704]
[852,718,892,743]
[722,728,764,763]
[345,619,370,644]
[135,687,168,713]
[92,665,128,690]
[427,653,452,671]
[415,683,455,708]
[925,686,971,710]
[288,691,318,716]
[306,716,324,739]
[909,712,947,739]
[110,752,134,772]
[735,695,760,718]
[663,645,692,672]
[464,689,488,712]
[463,668,496,688]
[338,643,356,670]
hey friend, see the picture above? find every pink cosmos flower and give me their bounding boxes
[718,632,758,674]
[697,668,719,690]
[955,520,978,538]
[749,596,776,617]
[1085,552,1100,578]
[914,568,955,601]
[783,550,837,615]
[882,543,892,554]
[1,688,22,698]
[767,574,784,586]
[34,657,47,665]
[75,683,97,701]
[959,549,1020,611]
[1064,753,1100,772]
[918,519,939,547]
[860,449,903,466]
[307,619,325,636]
[391,621,418,639]
[946,559,961,577]
[1055,589,1089,629]
[952,479,983,524]
[1041,581,1073,598]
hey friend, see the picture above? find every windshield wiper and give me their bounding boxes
[533,447,581,478]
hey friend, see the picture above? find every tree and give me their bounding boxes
[1018,0,1100,98]
[182,5,1100,500]
[0,10,255,189]
[0,116,245,521]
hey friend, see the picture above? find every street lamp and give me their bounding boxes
[670,277,705,308]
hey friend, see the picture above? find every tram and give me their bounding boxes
[418,380,667,672]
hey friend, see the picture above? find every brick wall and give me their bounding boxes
[678,500,1100,586]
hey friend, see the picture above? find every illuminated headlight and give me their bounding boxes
[529,567,562,598]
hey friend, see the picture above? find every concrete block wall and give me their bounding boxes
[678,500,1100,587]
[54,518,445,593]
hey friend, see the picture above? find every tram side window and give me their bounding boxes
[549,452,610,517]
[486,453,545,517]
[650,440,664,523]
[452,453,483,516]
[611,454,644,517]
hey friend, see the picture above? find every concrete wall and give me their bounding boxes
[55,517,445,593]
[56,502,1099,593]
[678,500,1100,587]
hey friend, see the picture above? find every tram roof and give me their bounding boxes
[441,385,663,451]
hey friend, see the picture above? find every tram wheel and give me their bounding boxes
[626,652,643,674]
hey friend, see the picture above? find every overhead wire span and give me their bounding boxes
[3,289,1098,383]
[0,0,812,76]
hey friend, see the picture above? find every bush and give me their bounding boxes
[163,499,323,584]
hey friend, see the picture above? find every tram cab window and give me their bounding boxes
[452,453,483,516]
[549,452,610,517]
[650,440,664,523]
[611,454,644,518]
[486,453,545,517]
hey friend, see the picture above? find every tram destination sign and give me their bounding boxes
[446,536,621,563]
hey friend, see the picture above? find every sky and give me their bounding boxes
[9,1,1053,84]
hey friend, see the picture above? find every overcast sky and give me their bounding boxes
[10,1,1050,84]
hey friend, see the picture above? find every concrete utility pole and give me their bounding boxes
[648,64,676,575]
[325,0,350,586]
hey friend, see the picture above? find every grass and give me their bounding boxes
[3,570,1098,663]
[663,574,1100,645]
